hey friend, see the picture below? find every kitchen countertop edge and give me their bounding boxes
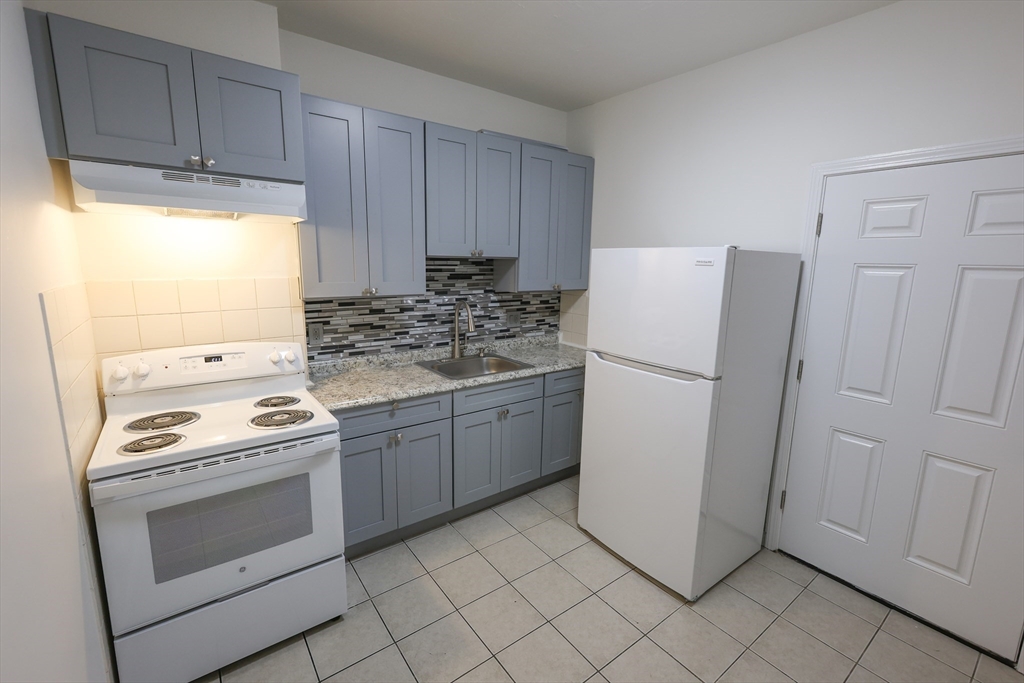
[309,341,587,412]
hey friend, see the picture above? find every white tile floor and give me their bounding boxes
[194,476,1023,683]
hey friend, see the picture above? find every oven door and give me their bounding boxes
[90,433,344,636]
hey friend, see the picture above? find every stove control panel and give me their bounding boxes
[180,352,247,374]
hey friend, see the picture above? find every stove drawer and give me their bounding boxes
[335,392,452,440]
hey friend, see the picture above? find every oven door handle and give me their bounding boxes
[90,435,340,505]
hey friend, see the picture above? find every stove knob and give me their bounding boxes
[268,350,282,364]
[134,362,151,379]
[284,349,296,363]
[112,366,129,382]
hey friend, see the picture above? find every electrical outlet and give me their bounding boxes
[308,322,324,345]
[507,312,522,327]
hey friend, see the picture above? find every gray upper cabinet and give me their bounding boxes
[47,14,201,170]
[298,95,368,299]
[476,134,521,258]
[500,397,544,490]
[395,420,453,528]
[555,153,594,291]
[542,390,583,476]
[494,145,594,293]
[426,123,476,258]
[39,13,303,182]
[364,109,426,296]
[191,52,304,182]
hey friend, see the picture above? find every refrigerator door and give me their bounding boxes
[587,247,734,378]
[577,350,719,598]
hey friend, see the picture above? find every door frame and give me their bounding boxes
[765,138,1024,573]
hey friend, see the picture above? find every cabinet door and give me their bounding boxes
[555,153,594,291]
[364,109,426,296]
[453,409,502,507]
[192,51,304,182]
[47,14,201,169]
[516,144,561,291]
[341,432,397,545]
[501,398,544,491]
[542,391,583,476]
[396,420,453,527]
[298,95,369,299]
[476,135,521,258]
[426,123,476,258]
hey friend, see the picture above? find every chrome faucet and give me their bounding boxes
[452,301,476,359]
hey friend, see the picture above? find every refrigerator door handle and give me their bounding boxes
[592,352,719,382]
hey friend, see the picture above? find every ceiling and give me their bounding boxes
[266,0,892,111]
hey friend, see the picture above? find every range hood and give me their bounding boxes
[68,160,306,223]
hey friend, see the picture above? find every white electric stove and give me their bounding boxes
[87,342,346,683]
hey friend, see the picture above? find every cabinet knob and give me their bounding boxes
[189,155,202,167]
[553,284,562,292]
[371,287,378,295]
[203,157,216,167]
[392,402,400,411]
[396,432,403,442]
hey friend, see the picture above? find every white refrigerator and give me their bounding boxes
[578,247,800,600]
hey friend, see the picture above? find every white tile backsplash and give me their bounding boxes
[138,314,185,349]
[219,278,258,310]
[255,277,292,309]
[181,311,225,345]
[559,290,589,348]
[258,307,294,339]
[222,309,262,342]
[178,279,221,313]
[87,281,136,317]
[133,280,180,315]
[93,316,142,354]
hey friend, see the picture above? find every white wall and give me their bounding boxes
[280,30,569,147]
[0,1,110,680]
[567,0,1024,253]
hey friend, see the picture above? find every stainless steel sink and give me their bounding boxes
[416,353,533,380]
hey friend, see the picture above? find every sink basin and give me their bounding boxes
[416,353,533,380]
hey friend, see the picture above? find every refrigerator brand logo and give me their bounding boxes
[695,259,715,266]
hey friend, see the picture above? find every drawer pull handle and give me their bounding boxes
[396,433,403,442]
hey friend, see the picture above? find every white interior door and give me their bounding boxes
[779,154,1024,659]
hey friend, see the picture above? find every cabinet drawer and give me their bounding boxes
[544,369,584,396]
[336,393,452,440]
[453,377,543,416]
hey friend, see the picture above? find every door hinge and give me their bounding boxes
[816,213,823,237]
[796,360,803,382]
[780,490,787,510]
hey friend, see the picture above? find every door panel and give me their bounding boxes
[500,398,543,490]
[47,14,201,169]
[396,420,453,527]
[364,109,426,296]
[476,135,521,258]
[426,123,476,257]
[541,391,582,475]
[192,52,304,182]
[298,95,368,299]
[556,153,594,290]
[780,153,1024,658]
[453,410,501,507]
[517,145,561,291]
[341,432,397,545]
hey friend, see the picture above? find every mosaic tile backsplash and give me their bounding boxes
[304,259,561,360]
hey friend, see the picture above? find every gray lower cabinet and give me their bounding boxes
[340,414,452,546]
[341,431,397,546]
[396,420,453,527]
[542,390,583,476]
[494,145,594,292]
[453,409,502,507]
[364,109,426,296]
[298,95,368,298]
[40,12,304,182]
[501,397,544,490]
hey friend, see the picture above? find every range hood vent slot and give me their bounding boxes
[161,171,195,183]
[211,177,241,188]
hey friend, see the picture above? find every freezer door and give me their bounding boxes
[577,351,718,598]
[587,247,734,378]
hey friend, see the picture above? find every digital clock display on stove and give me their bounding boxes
[204,356,223,363]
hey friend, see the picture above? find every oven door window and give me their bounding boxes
[147,472,313,584]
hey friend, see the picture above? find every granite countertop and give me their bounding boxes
[308,335,587,412]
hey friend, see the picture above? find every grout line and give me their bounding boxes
[301,632,320,682]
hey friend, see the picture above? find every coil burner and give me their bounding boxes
[124,411,200,433]
[254,396,300,409]
[248,409,314,430]
[117,433,186,456]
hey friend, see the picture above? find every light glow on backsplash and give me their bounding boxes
[304,259,561,359]
[559,290,589,348]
